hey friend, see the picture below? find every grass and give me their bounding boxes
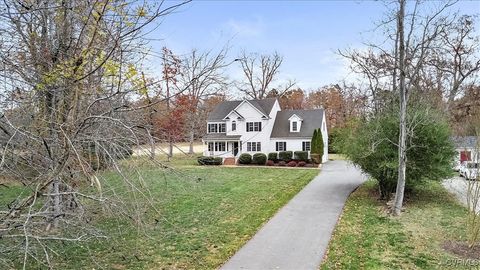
[328,153,346,160]
[321,179,468,269]
[1,156,318,269]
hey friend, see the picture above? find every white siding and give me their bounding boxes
[202,99,329,162]
[269,138,311,153]
[230,100,280,155]
[322,113,329,162]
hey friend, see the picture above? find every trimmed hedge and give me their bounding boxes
[287,160,297,167]
[197,156,222,165]
[294,151,308,162]
[238,153,252,164]
[268,152,278,161]
[278,151,293,161]
[252,153,267,165]
[298,161,306,167]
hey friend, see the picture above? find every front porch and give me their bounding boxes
[202,139,242,158]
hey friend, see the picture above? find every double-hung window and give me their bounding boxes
[208,123,226,133]
[246,122,262,132]
[292,121,298,132]
[214,142,226,152]
[219,123,226,133]
[208,123,217,133]
[246,142,261,152]
[232,121,236,131]
[208,142,214,151]
[302,141,311,151]
[276,142,287,151]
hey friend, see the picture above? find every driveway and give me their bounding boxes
[220,160,367,270]
[443,176,480,213]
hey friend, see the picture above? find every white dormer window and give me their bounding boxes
[288,114,302,132]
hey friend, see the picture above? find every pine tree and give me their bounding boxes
[311,129,318,155]
[318,128,324,162]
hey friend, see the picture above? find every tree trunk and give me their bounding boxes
[149,133,156,160]
[51,179,61,228]
[189,130,194,154]
[393,0,407,216]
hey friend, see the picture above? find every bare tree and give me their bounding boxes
[236,51,294,99]
[339,49,394,113]
[431,15,480,112]
[178,47,230,154]
[0,0,189,268]
[162,47,182,160]
[341,0,460,215]
[394,0,408,216]
[392,0,457,215]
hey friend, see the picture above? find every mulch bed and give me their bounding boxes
[443,240,480,259]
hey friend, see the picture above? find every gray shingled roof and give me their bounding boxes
[452,136,479,148]
[207,98,277,121]
[203,134,241,140]
[270,109,324,138]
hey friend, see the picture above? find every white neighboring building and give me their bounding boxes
[202,98,328,162]
[452,136,479,166]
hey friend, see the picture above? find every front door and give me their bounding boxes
[233,142,239,156]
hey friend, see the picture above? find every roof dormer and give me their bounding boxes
[288,114,303,132]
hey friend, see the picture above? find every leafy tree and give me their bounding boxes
[338,105,455,200]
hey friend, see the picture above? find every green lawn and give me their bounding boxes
[1,157,318,269]
[321,179,468,269]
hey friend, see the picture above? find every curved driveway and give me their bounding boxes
[220,160,367,270]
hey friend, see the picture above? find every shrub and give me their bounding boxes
[238,153,252,164]
[278,161,286,166]
[298,161,306,167]
[266,160,275,166]
[197,156,222,165]
[287,161,297,167]
[268,152,278,161]
[328,128,341,154]
[278,151,293,161]
[341,104,455,200]
[252,153,267,165]
[294,151,308,161]
[310,154,321,164]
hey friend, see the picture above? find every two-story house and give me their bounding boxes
[202,98,328,163]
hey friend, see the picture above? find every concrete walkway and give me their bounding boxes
[220,160,367,270]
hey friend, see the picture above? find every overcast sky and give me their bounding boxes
[145,0,480,92]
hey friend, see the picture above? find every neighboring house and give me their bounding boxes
[202,98,328,163]
[452,136,479,167]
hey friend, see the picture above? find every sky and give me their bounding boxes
[145,0,480,93]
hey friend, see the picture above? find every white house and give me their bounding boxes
[452,136,479,166]
[202,98,328,163]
